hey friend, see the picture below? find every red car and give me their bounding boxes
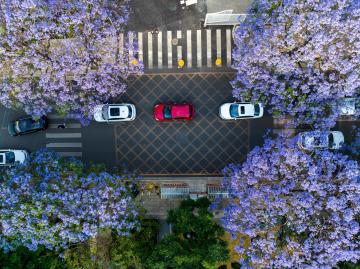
[153,103,195,122]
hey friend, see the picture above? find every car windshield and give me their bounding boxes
[127,105,133,118]
[0,152,15,164]
[102,106,110,120]
[230,104,240,118]
[328,133,334,147]
[15,119,34,133]
[164,106,172,119]
[254,104,260,116]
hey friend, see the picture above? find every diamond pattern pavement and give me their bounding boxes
[114,73,250,175]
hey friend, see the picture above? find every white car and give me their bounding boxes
[219,102,264,120]
[297,131,344,150]
[94,104,136,122]
[338,98,356,116]
[0,149,28,166]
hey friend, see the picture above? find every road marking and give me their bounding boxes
[58,152,83,157]
[48,123,81,129]
[46,133,82,139]
[226,29,231,66]
[138,32,143,63]
[206,29,211,67]
[148,32,153,69]
[129,32,134,58]
[187,30,192,67]
[167,31,172,68]
[197,30,201,67]
[177,31,182,62]
[46,142,82,148]
[216,29,221,59]
[119,33,124,56]
[158,31,163,68]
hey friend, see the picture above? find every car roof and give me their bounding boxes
[108,105,129,119]
[172,104,191,118]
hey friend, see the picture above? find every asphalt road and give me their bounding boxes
[0,73,358,175]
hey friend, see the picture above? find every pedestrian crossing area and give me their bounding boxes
[124,28,234,70]
[45,115,82,158]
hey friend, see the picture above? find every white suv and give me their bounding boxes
[94,104,136,122]
[219,102,264,120]
[0,149,28,166]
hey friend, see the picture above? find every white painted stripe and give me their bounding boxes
[187,30,192,67]
[58,152,83,157]
[167,31,172,68]
[129,32,134,58]
[48,123,81,129]
[197,30,201,67]
[216,29,221,58]
[119,33,124,56]
[177,31,182,61]
[206,29,211,67]
[46,133,82,139]
[148,32,153,69]
[47,114,79,119]
[46,142,82,148]
[226,29,231,66]
[158,31,163,68]
[138,32,143,63]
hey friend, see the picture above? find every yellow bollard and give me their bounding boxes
[178,59,185,68]
[131,59,139,65]
[215,58,222,67]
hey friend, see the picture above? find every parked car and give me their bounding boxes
[338,98,356,116]
[219,102,264,120]
[153,103,195,122]
[0,149,28,166]
[8,115,48,136]
[297,131,344,150]
[93,104,136,122]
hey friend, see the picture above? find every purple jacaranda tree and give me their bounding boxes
[0,0,143,124]
[219,137,359,268]
[0,149,139,253]
[231,0,360,129]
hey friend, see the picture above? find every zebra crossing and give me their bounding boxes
[45,115,82,158]
[125,28,234,70]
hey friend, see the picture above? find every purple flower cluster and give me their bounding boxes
[231,0,360,129]
[0,149,139,252]
[220,137,359,268]
[0,0,143,124]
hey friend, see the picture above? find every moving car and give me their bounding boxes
[94,104,136,122]
[338,98,356,116]
[0,149,28,166]
[297,131,344,150]
[8,115,48,136]
[219,102,263,120]
[153,103,195,122]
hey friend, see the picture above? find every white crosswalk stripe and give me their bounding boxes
[45,117,83,158]
[132,28,233,69]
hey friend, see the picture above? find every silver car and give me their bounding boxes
[0,149,29,166]
[93,104,136,122]
[297,131,344,150]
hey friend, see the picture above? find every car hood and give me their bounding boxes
[220,104,232,118]
[14,150,27,163]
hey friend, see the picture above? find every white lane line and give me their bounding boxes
[119,33,124,56]
[177,30,182,62]
[48,123,81,129]
[46,133,82,139]
[158,31,163,68]
[138,32,143,63]
[167,31,172,68]
[129,32,134,58]
[206,29,211,67]
[187,30,192,67]
[197,30,201,67]
[216,29,221,59]
[226,29,231,66]
[148,32,153,69]
[46,142,82,148]
[58,152,83,157]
